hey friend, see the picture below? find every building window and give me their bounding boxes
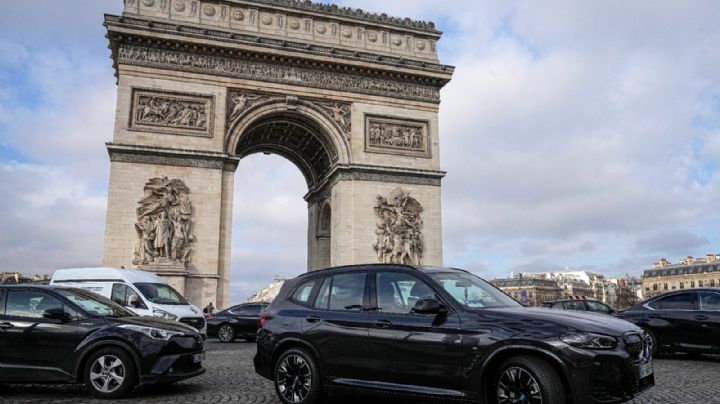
[711,279,716,287]
[663,283,668,290]
[699,280,704,287]
[680,282,685,289]
[653,284,658,291]
[691,281,695,288]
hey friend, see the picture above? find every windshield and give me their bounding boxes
[55,288,136,318]
[430,272,520,309]
[135,283,188,305]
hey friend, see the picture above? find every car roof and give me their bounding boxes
[51,267,164,284]
[291,264,469,280]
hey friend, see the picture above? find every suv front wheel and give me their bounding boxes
[492,355,566,404]
[274,348,323,404]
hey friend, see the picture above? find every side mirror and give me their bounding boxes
[412,298,447,315]
[128,295,141,308]
[43,308,71,322]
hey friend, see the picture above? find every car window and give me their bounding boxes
[134,283,188,305]
[376,272,435,314]
[111,283,144,308]
[231,306,258,315]
[430,272,519,309]
[700,292,720,310]
[552,302,564,309]
[5,290,77,320]
[291,279,319,305]
[586,301,611,313]
[313,273,366,311]
[0,290,6,315]
[563,300,586,311]
[654,293,697,310]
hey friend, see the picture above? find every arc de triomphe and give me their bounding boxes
[102,0,454,308]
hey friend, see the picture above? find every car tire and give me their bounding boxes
[217,324,235,343]
[274,348,323,404]
[643,328,659,357]
[491,355,566,404]
[84,347,138,399]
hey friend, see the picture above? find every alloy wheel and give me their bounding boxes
[497,366,543,404]
[89,355,126,394]
[218,324,234,342]
[276,354,312,403]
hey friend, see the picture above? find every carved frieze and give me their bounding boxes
[226,89,352,140]
[118,45,441,103]
[133,177,196,267]
[129,88,214,138]
[373,187,424,266]
[365,115,430,158]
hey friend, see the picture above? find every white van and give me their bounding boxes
[50,267,206,336]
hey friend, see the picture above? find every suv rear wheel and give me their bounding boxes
[84,347,137,399]
[492,355,566,404]
[274,348,323,404]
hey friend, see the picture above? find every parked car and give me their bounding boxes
[0,285,205,398]
[616,288,720,356]
[254,264,654,404]
[50,267,207,336]
[542,298,616,314]
[207,302,269,342]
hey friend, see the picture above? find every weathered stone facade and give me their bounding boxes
[102,0,453,309]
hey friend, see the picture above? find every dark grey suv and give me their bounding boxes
[254,264,654,404]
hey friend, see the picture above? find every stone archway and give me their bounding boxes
[102,0,453,308]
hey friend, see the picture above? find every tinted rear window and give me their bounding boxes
[290,279,319,305]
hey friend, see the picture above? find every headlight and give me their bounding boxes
[560,332,617,349]
[118,324,184,340]
[152,308,178,321]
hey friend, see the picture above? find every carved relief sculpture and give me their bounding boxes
[133,177,195,266]
[130,88,214,137]
[365,115,430,157]
[373,187,424,265]
[318,102,351,137]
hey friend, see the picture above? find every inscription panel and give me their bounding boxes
[129,88,215,138]
[365,115,430,158]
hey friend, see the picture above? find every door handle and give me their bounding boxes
[306,316,321,323]
[695,315,709,321]
[0,322,13,330]
[374,320,392,329]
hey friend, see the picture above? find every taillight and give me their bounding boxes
[205,315,215,321]
[259,315,270,327]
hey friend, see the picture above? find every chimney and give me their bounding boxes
[659,258,669,268]
[707,253,716,263]
[685,256,693,265]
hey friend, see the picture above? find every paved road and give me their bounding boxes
[1,341,719,404]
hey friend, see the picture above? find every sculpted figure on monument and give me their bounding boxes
[373,187,424,265]
[136,94,208,130]
[133,177,195,266]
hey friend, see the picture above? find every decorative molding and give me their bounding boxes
[373,187,424,265]
[133,176,196,267]
[129,88,214,138]
[107,143,239,170]
[365,114,430,158]
[118,45,441,103]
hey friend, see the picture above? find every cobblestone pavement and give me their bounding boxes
[1,341,719,403]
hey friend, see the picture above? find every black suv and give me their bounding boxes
[255,265,654,404]
[0,285,205,399]
[542,298,616,314]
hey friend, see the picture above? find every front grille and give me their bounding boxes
[180,317,206,330]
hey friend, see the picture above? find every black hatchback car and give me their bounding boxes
[0,285,205,399]
[207,302,269,342]
[255,265,654,404]
[616,288,720,356]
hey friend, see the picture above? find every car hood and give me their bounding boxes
[481,307,641,337]
[107,315,199,334]
[151,303,203,318]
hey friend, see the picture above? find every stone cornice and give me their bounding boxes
[305,163,445,201]
[107,143,241,171]
[225,0,440,34]
[105,15,454,77]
